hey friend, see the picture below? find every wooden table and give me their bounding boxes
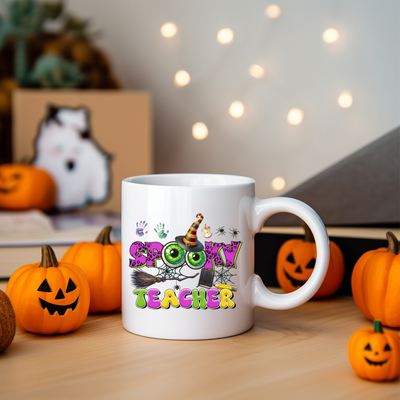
[1,281,399,400]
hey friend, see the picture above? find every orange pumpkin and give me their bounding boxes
[0,164,56,211]
[276,223,345,298]
[61,226,121,314]
[348,320,400,381]
[351,231,400,328]
[6,245,90,335]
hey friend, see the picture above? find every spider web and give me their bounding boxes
[155,264,195,281]
[214,267,236,285]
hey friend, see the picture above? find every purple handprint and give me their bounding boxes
[136,221,148,237]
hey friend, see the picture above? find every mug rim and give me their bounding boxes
[123,173,255,188]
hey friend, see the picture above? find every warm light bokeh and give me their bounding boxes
[192,122,208,140]
[287,108,304,125]
[338,91,353,108]
[229,101,244,118]
[160,22,177,38]
[322,28,339,43]
[217,28,234,44]
[248,64,265,79]
[271,177,286,191]
[265,4,282,19]
[174,70,191,87]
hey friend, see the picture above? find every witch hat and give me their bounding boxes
[176,213,204,252]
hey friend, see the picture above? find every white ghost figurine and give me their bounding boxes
[33,105,111,210]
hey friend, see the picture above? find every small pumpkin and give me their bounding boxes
[276,223,345,298]
[348,320,400,381]
[61,226,121,314]
[6,245,90,335]
[351,231,400,328]
[0,164,56,211]
[0,289,16,352]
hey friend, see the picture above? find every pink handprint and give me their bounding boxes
[136,221,148,237]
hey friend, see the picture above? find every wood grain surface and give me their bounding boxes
[0,281,399,400]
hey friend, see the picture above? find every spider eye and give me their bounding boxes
[186,250,206,269]
[162,242,185,268]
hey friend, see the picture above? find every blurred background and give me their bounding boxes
[67,0,399,199]
[0,0,399,206]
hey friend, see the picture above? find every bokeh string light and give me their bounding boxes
[217,28,234,44]
[322,28,339,43]
[229,101,244,118]
[271,177,286,191]
[192,122,208,140]
[287,108,304,125]
[160,22,177,38]
[265,4,282,19]
[248,64,265,79]
[338,91,353,108]
[174,70,191,87]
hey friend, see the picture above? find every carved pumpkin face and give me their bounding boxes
[37,277,80,316]
[0,164,56,211]
[363,335,392,368]
[0,169,21,194]
[348,321,400,381]
[277,239,316,288]
[6,245,90,335]
[276,224,345,298]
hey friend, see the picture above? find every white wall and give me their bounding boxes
[68,0,400,199]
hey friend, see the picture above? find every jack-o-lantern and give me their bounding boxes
[276,223,345,298]
[0,164,56,211]
[6,245,90,335]
[351,231,400,328]
[348,320,400,381]
[61,226,121,314]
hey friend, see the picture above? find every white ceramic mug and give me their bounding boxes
[121,174,330,340]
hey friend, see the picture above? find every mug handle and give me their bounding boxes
[247,197,330,310]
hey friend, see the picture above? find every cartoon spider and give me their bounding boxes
[229,227,240,238]
[216,226,226,236]
[173,283,181,292]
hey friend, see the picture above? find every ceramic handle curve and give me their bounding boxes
[249,197,330,310]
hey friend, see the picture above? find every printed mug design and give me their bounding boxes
[129,213,242,310]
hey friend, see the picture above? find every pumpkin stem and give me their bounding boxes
[95,226,112,245]
[302,222,315,243]
[386,231,399,255]
[374,320,383,333]
[39,245,58,268]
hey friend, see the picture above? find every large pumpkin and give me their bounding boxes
[0,164,56,211]
[276,223,345,298]
[351,231,400,328]
[61,226,121,314]
[6,245,90,335]
[348,320,400,381]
